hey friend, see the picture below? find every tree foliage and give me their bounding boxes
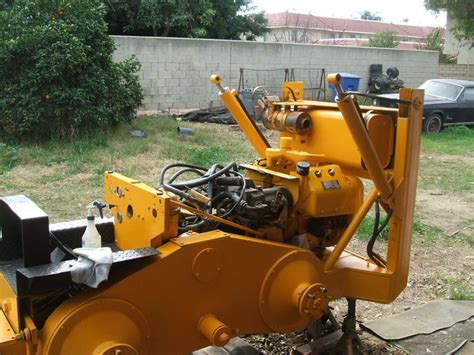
[417,28,457,64]
[359,10,382,21]
[366,30,400,48]
[424,0,474,44]
[0,0,143,141]
[104,0,268,40]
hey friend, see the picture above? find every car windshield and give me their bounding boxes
[419,80,462,100]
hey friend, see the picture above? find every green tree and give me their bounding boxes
[104,0,268,40]
[366,29,400,48]
[105,0,215,37]
[425,0,474,45]
[205,0,268,40]
[0,0,143,141]
[359,10,382,21]
[417,28,457,64]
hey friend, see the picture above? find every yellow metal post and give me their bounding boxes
[210,75,270,157]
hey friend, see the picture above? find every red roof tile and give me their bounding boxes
[316,38,420,49]
[266,12,442,39]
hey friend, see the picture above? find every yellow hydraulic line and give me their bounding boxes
[210,75,270,158]
[324,187,379,271]
[327,73,393,203]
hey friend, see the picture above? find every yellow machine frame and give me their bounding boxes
[1,73,423,354]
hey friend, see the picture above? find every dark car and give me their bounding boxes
[374,79,474,133]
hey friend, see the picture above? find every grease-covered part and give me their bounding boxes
[263,110,312,134]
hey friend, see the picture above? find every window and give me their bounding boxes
[419,80,462,101]
[296,30,306,43]
[462,88,474,101]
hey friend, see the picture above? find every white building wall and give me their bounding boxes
[444,14,474,65]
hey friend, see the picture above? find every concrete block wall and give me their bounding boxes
[112,36,439,111]
[438,64,474,81]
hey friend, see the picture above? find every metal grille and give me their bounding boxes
[290,68,327,100]
[237,67,328,102]
[238,68,290,96]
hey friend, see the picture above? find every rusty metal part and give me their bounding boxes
[263,110,312,134]
[171,200,265,238]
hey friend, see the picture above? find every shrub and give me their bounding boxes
[0,0,143,141]
[366,29,400,48]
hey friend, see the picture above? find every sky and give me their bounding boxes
[252,0,447,28]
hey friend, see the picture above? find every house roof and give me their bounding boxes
[315,38,420,50]
[266,12,442,39]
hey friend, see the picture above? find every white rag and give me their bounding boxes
[70,247,113,288]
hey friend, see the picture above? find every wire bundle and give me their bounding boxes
[159,162,247,232]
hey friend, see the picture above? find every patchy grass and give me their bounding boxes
[422,126,474,156]
[433,272,474,301]
[356,215,446,243]
[355,214,389,242]
[0,117,256,222]
[356,214,474,246]
[418,155,474,193]
[418,127,474,194]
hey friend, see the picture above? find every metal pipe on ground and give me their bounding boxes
[177,127,194,135]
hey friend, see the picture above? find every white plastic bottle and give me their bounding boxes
[81,207,102,248]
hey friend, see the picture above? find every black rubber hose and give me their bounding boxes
[178,218,207,232]
[159,163,209,185]
[367,199,389,267]
[168,168,204,184]
[218,170,246,218]
[209,191,238,206]
[206,164,220,203]
[160,163,217,204]
[167,162,237,190]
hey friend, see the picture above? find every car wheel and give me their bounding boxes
[423,114,443,133]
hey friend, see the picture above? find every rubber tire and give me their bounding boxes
[386,67,400,79]
[423,113,443,133]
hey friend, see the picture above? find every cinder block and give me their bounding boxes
[172,71,186,79]
[112,36,439,110]
[165,63,179,71]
